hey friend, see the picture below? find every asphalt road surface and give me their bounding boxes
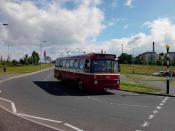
[0,69,175,131]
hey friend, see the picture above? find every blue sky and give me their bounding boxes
[97,0,175,41]
[0,0,175,59]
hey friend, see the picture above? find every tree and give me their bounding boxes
[19,58,25,65]
[28,56,33,64]
[119,53,133,64]
[157,53,165,66]
[135,56,144,64]
[24,54,29,65]
[31,51,40,64]
[12,59,19,66]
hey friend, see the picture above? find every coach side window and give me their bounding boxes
[55,60,59,67]
[73,60,79,69]
[65,60,70,68]
[79,60,85,70]
[63,60,66,68]
[59,60,63,67]
[69,60,74,68]
[85,59,90,72]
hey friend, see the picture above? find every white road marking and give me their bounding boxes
[142,121,149,127]
[153,110,158,114]
[156,106,162,110]
[0,97,13,103]
[18,115,65,131]
[164,97,169,101]
[148,115,155,120]
[0,67,54,83]
[135,130,143,131]
[17,113,62,124]
[159,103,164,106]
[87,97,149,108]
[64,123,84,131]
[0,90,2,93]
[88,97,105,103]
[11,102,17,114]
[0,97,83,131]
[0,97,17,113]
[137,97,170,130]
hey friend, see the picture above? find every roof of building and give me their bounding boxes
[138,52,157,57]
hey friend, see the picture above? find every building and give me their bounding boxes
[137,42,158,64]
[168,52,175,65]
[138,52,158,65]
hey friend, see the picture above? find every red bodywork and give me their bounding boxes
[54,53,120,91]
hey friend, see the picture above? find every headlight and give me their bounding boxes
[94,80,98,85]
[116,80,120,84]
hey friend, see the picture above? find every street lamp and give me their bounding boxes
[165,44,170,94]
[1,23,8,72]
[2,23,8,26]
[121,44,123,54]
[40,41,46,70]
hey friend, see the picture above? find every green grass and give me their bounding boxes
[120,80,161,93]
[120,64,175,75]
[0,64,53,74]
[126,74,166,81]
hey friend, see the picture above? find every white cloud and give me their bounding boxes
[0,0,104,59]
[97,18,175,56]
[124,0,134,7]
[1,1,175,60]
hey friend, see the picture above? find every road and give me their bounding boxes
[0,68,175,131]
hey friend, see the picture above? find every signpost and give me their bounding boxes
[165,44,170,94]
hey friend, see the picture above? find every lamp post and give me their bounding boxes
[40,41,46,70]
[121,44,124,54]
[165,44,170,94]
[1,23,8,72]
[1,23,8,59]
[132,48,135,74]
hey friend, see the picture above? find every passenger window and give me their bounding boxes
[65,60,70,68]
[85,60,90,69]
[79,60,85,70]
[69,60,74,68]
[59,60,63,67]
[63,60,66,67]
[84,60,90,72]
[73,60,79,69]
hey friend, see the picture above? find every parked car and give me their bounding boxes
[152,71,175,77]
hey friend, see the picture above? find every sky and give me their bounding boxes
[0,0,175,60]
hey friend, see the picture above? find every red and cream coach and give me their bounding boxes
[54,53,120,91]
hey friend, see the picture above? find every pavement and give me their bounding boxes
[0,74,20,81]
[0,69,175,130]
[0,108,56,131]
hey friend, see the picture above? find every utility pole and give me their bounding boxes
[121,44,123,54]
[1,23,8,72]
[132,48,135,63]
[165,44,170,94]
[40,41,46,70]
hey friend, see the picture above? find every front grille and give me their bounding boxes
[98,80,116,85]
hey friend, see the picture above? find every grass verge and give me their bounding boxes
[120,80,161,93]
[126,74,166,81]
[0,64,53,74]
[120,64,175,75]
